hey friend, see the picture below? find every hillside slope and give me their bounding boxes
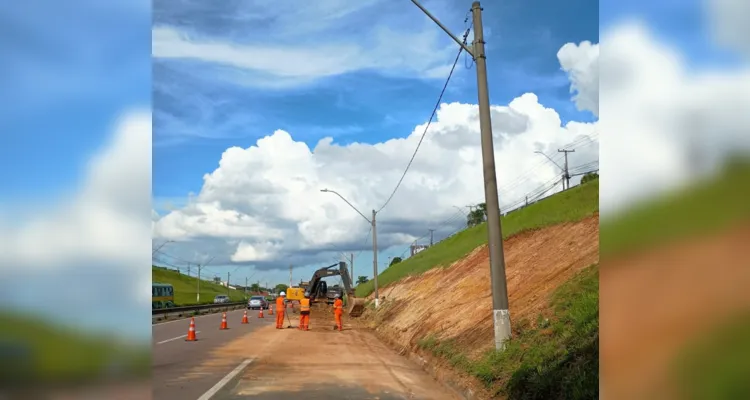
[152,266,247,306]
[359,180,600,399]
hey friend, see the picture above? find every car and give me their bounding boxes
[247,295,268,310]
[213,295,230,304]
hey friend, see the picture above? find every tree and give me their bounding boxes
[356,276,369,285]
[389,257,403,267]
[250,283,261,293]
[467,202,487,227]
[581,172,599,184]
[275,283,289,293]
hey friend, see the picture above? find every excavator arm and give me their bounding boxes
[303,262,366,317]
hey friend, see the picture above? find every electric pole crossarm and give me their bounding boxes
[409,0,475,57]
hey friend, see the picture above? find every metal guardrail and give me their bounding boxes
[152,302,247,321]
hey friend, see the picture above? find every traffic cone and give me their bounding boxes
[269,305,274,315]
[242,310,249,324]
[220,312,228,330]
[186,317,197,341]
[258,307,264,318]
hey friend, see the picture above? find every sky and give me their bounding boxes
[1,0,748,338]
[151,0,600,288]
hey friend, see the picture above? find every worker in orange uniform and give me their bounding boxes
[333,293,344,331]
[299,291,311,331]
[275,291,286,329]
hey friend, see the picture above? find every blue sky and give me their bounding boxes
[151,0,600,286]
[0,1,152,338]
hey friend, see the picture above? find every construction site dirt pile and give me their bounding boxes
[363,214,600,359]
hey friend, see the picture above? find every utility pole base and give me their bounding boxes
[493,309,512,350]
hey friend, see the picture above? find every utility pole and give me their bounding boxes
[187,263,191,277]
[410,0,511,350]
[525,196,528,207]
[429,229,435,246]
[558,149,575,190]
[227,272,230,296]
[350,253,354,283]
[372,209,379,306]
[196,264,201,303]
[289,264,293,288]
[245,277,248,296]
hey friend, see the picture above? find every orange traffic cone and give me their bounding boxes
[258,307,264,318]
[186,317,197,341]
[269,305,274,315]
[220,312,228,330]
[242,310,249,324]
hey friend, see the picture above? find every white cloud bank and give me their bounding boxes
[0,111,153,304]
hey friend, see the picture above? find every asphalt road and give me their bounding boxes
[152,307,279,400]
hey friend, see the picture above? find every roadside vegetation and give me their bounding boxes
[356,178,599,298]
[152,266,247,306]
[0,312,149,386]
[417,264,598,399]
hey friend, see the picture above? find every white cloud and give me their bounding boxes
[557,40,599,116]
[0,110,152,304]
[709,0,750,58]
[599,21,750,216]
[151,0,459,88]
[153,94,599,266]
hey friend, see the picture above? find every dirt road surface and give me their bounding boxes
[187,306,461,399]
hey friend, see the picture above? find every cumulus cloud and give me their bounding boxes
[709,0,750,58]
[0,111,152,304]
[599,21,750,216]
[558,40,599,116]
[153,93,599,269]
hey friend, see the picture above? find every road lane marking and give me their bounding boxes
[197,359,254,400]
[156,331,201,345]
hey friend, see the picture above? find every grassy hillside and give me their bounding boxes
[418,264,598,399]
[0,312,149,385]
[356,179,599,297]
[152,266,247,306]
[600,160,750,256]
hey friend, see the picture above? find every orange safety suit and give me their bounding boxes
[333,298,344,331]
[299,298,311,331]
[275,296,286,329]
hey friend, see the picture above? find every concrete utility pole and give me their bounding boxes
[196,255,214,304]
[410,0,511,350]
[558,149,575,190]
[227,272,230,296]
[245,277,248,296]
[289,264,293,288]
[429,229,435,246]
[350,253,354,283]
[320,188,380,308]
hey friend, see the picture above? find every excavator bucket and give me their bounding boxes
[347,297,366,317]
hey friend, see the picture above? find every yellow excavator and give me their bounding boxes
[285,261,366,317]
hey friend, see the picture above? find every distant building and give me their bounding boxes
[410,244,429,257]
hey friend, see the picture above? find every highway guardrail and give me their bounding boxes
[152,302,247,322]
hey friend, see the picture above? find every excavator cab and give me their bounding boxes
[305,262,366,317]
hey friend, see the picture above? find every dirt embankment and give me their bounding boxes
[359,215,599,395]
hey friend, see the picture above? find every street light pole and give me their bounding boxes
[320,188,380,308]
[410,0,511,350]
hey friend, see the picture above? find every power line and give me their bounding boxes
[376,24,472,214]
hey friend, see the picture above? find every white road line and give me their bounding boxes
[156,331,201,345]
[196,359,254,400]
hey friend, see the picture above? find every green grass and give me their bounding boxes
[152,266,248,306]
[600,158,750,257]
[675,313,750,400]
[356,179,599,298]
[417,264,599,399]
[0,312,150,386]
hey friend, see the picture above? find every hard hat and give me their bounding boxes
[280,291,286,296]
[304,291,310,297]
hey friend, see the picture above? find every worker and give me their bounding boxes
[333,293,344,331]
[275,291,286,329]
[299,291,311,331]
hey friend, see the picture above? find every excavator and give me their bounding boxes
[285,261,366,317]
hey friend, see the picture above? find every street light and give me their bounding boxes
[409,0,511,351]
[320,188,380,307]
